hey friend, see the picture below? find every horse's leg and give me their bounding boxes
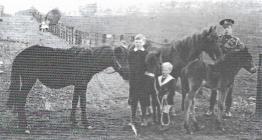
[225,84,234,116]
[156,101,161,124]
[191,94,201,131]
[151,92,158,124]
[77,85,91,128]
[184,93,193,134]
[70,89,79,125]
[216,89,226,131]
[181,93,186,111]
[140,103,147,126]
[7,80,19,110]
[17,77,35,133]
[184,78,200,134]
[181,74,189,111]
[152,103,157,124]
[206,90,217,116]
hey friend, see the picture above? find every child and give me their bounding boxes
[155,62,176,126]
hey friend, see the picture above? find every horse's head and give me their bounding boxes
[112,46,130,80]
[237,48,257,73]
[221,47,257,74]
[201,26,223,60]
[145,50,162,77]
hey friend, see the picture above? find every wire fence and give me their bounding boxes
[32,11,139,47]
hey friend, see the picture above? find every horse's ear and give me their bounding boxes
[213,26,217,30]
[208,26,213,33]
[208,26,216,33]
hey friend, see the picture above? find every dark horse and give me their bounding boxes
[144,26,222,123]
[6,45,129,133]
[181,48,256,134]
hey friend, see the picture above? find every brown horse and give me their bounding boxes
[181,48,256,134]
[144,26,223,123]
[6,45,129,133]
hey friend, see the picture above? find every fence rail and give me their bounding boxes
[48,23,138,47]
[32,11,138,47]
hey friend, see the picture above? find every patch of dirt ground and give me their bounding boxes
[0,65,261,140]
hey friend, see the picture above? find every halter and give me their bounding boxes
[111,47,124,74]
[103,48,123,74]
[153,78,171,126]
[113,55,122,71]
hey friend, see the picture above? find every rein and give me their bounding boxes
[149,75,171,126]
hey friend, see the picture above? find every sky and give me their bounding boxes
[1,0,229,15]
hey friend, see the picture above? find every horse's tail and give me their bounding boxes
[6,59,21,109]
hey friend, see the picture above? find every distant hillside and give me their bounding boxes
[0,15,70,48]
[59,1,262,63]
[60,1,262,44]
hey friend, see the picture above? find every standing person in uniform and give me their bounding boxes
[206,19,248,117]
[128,34,152,126]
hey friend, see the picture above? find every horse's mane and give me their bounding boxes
[159,28,209,61]
[92,45,113,57]
[173,29,208,53]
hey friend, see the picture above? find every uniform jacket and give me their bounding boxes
[218,35,245,54]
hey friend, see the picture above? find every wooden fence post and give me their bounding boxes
[256,54,262,119]
[120,35,124,41]
[65,26,69,42]
[75,30,81,45]
[102,34,106,43]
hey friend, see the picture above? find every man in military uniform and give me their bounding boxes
[206,19,245,117]
[128,34,151,126]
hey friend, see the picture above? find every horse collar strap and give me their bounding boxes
[144,71,155,77]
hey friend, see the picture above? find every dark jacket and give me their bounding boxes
[128,42,151,93]
[156,74,176,105]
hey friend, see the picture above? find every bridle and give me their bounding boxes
[112,55,122,72]
[104,49,123,74]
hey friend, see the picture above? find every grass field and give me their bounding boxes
[0,1,262,139]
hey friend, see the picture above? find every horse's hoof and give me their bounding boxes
[205,110,214,116]
[154,122,160,126]
[141,122,148,127]
[159,125,170,131]
[186,130,193,135]
[184,123,192,134]
[16,128,30,134]
[193,122,203,131]
[217,126,225,132]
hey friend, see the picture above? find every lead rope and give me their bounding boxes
[160,95,171,126]
[153,79,171,126]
